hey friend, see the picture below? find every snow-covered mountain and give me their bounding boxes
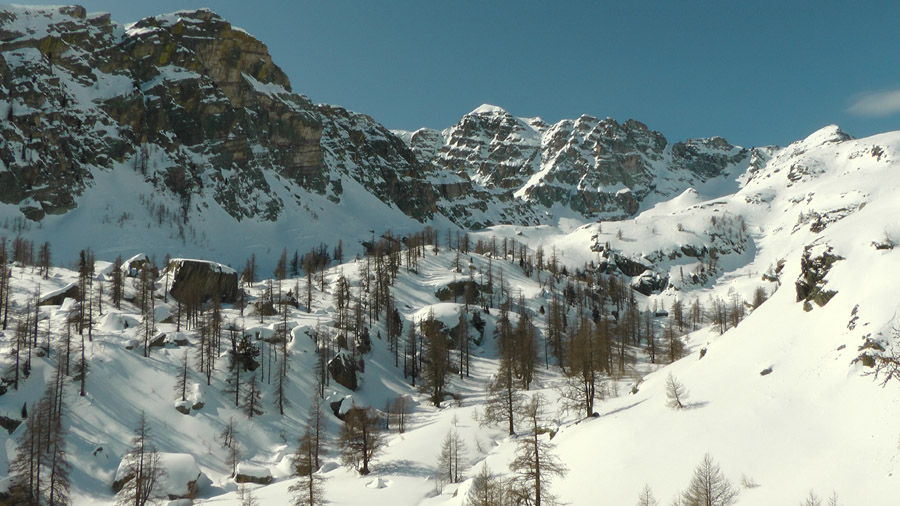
[394,104,754,228]
[1,6,757,272]
[1,5,900,506]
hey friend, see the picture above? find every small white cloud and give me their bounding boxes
[847,88,900,117]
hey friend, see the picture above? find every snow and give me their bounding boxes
[470,103,507,115]
[241,73,291,98]
[168,258,237,275]
[39,281,77,302]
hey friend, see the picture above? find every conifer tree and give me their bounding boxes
[665,321,684,363]
[679,453,738,506]
[243,374,263,418]
[665,372,689,410]
[237,483,259,506]
[220,417,240,477]
[338,406,383,475]
[636,484,659,506]
[8,363,70,506]
[508,393,567,506]
[290,425,326,506]
[138,266,155,357]
[420,311,451,406]
[512,311,538,389]
[226,331,258,407]
[560,317,603,417]
[404,322,418,386]
[482,356,522,436]
[116,412,167,506]
[37,241,51,279]
[241,254,256,288]
[112,255,124,310]
[307,395,328,470]
[801,490,822,506]
[175,351,189,402]
[467,463,506,506]
[76,318,88,397]
[436,428,467,485]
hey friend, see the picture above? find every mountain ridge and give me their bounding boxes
[0,5,773,269]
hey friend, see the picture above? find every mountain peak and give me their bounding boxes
[800,124,852,146]
[469,103,508,116]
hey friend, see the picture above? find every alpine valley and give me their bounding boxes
[0,5,898,506]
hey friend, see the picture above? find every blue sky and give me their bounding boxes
[63,1,899,147]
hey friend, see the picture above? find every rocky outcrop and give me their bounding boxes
[795,245,843,309]
[167,258,238,303]
[328,352,359,390]
[631,271,669,296]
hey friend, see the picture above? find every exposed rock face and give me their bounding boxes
[121,254,153,277]
[0,7,322,222]
[167,258,238,303]
[318,104,437,219]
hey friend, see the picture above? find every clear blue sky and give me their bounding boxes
[54,1,900,147]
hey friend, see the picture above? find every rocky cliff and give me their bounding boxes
[395,105,754,227]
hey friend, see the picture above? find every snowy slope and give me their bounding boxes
[469,125,900,505]
[1,125,899,506]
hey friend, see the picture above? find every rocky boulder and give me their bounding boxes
[39,282,80,305]
[611,254,650,277]
[435,279,483,304]
[328,352,359,391]
[167,258,238,304]
[234,462,273,485]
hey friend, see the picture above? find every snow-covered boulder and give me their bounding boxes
[174,400,192,415]
[39,282,80,306]
[149,331,167,348]
[167,332,190,346]
[234,462,273,485]
[122,254,152,277]
[113,452,203,500]
[99,312,140,332]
